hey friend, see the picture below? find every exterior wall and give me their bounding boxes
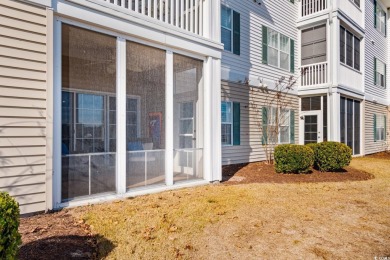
[0,0,49,213]
[338,0,365,29]
[221,80,299,165]
[364,0,388,104]
[220,0,298,91]
[364,101,389,154]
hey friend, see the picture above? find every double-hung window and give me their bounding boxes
[340,26,360,70]
[374,58,386,87]
[262,107,295,144]
[221,5,240,55]
[221,101,241,146]
[374,114,387,141]
[262,26,295,73]
[352,0,360,7]
[375,2,386,35]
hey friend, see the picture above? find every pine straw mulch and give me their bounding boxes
[221,155,386,185]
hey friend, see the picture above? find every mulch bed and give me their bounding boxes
[222,162,375,185]
[18,210,99,260]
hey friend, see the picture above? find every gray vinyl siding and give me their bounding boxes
[220,0,298,91]
[0,0,48,214]
[364,101,388,155]
[221,81,299,165]
[365,0,388,100]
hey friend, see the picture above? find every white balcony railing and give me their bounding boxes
[102,0,208,37]
[301,0,327,17]
[300,62,328,87]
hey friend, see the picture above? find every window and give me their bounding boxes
[267,28,290,70]
[340,26,360,70]
[263,26,294,72]
[301,25,327,66]
[221,101,241,146]
[352,0,360,7]
[221,101,233,145]
[375,114,387,141]
[375,3,386,35]
[221,5,240,55]
[375,58,386,87]
[340,97,361,155]
[263,107,294,144]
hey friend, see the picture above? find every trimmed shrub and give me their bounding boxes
[307,142,352,172]
[0,192,21,259]
[274,144,314,173]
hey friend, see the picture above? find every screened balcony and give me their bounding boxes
[300,24,329,87]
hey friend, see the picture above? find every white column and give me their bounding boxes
[202,0,211,39]
[165,50,174,186]
[116,37,127,194]
[329,91,340,142]
[203,57,212,182]
[53,18,62,208]
[211,58,222,181]
[211,0,221,42]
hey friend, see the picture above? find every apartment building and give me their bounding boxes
[0,0,389,214]
[221,0,390,165]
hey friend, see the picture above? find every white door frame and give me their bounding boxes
[299,110,323,145]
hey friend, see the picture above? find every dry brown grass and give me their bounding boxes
[72,156,390,259]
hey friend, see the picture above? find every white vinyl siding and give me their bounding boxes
[221,81,298,165]
[364,101,388,155]
[0,0,48,214]
[365,0,387,99]
[220,0,297,90]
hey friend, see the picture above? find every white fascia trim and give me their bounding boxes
[337,10,365,36]
[297,11,329,28]
[365,93,390,106]
[58,0,223,55]
[21,0,52,7]
[298,86,330,96]
[56,180,210,210]
[337,85,365,98]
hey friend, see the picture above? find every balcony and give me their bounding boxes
[102,0,209,37]
[300,62,329,87]
[300,0,328,18]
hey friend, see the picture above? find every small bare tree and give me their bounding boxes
[248,74,299,164]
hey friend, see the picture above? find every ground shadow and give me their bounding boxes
[18,234,114,260]
[221,163,249,182]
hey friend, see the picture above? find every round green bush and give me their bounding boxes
[0,192,21,259]
[274,144,314,173]
[307,142,352,172]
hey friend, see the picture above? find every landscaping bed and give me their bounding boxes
[222,162,374,185]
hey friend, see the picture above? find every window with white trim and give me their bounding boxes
[375,58,386,87]
[376,4,386,35]
[221,101,233,145]
[340,26,360,71]
[268,107,291,144]
[375,114,386,141]
[267,29,290,71]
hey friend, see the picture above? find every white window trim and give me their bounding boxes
[376,114,386,141]
[221,5,235,54]
[376,3,386,36]
[221,101,233,146]
[340,26,361,71]
[375,58,386,88]
[267,29,290,72]
[267,107,291,144]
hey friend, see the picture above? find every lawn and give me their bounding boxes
[20,155,390,259]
